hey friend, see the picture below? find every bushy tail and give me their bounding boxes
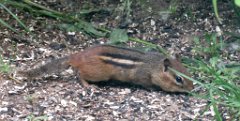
[18,56,70,78]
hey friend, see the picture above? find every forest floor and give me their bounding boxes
[0,0,239,120]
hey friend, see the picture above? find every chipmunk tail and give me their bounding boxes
[18,56,70,78]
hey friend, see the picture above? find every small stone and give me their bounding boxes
[216,26,222,36]
[118,89,131,95]
[112,111,119,116]
[110,106,119,109]
[69,101,77,107]
[61,99,68,107]
[67,32,76,35]
[0,107,8,113]
[85,115,95,121]
[150,19,155,26]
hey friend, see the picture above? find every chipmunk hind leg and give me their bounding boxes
[71,67,89,87]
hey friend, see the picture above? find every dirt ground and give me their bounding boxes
[0,0,239,120]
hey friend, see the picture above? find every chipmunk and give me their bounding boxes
[18,45,194,92]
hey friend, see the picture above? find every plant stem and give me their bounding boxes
[22,0,62,16]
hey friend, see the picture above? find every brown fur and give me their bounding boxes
[19,45,194,92]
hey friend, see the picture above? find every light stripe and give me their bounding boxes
[99,56,143,65]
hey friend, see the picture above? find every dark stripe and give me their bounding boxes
[101,45,145,54]
[100,53,142,62]
[102,59,136,69]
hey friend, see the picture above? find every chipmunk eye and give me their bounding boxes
[175,76,183,84]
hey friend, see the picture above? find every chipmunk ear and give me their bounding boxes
[163,58,171,72]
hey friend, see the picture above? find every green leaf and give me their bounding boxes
[26,114,48,121]
[0,55,10,73]
[58,21,106,37]
[0,18,18,33]
[109,29,128,44]
[209,90,223,121]
[0,3,30,33]
[212,0,222,24]
[209,57,219,68]
[235,0,240,7]
[77,21,106,37]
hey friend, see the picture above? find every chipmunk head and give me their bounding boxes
[152,55,194,93]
